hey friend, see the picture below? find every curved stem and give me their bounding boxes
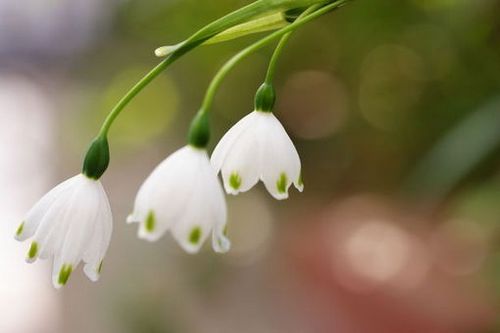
[200,0,350,113]
[264,32,293,84]
[97,0,309,138]
[98,58,171,137]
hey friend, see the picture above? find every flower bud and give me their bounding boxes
[255,82,276,112]
[82,136,110,180]
[188,111,211,148]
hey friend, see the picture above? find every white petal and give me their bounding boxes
[16,175,78,241]
[51,254,75,289]
[210,187,230,253]
[58,177,101,269]
[133,147,203,242]
[83,182,113,282]
[219,114,264,195]
[211,112,257,172]
[258,113,301,200]
[29,181,79,262]
[206,159,230,253]
[51,255,64,289]
[170,152,215,253]
[18,173,114,288]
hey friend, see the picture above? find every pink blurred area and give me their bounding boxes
[285,195,497,333]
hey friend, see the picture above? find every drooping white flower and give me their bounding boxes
[127,145,230,254]
[211,110,303,200]
[15,174,113,288]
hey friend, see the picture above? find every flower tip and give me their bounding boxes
[154,44,180,57]
[294,182,304,193]
[83,261,103,282]
[225,187,241,196]
[126,214,137,224]
[271,192,289,201]
[213,238,231,254]
[179,244,202,255]
[25,242,39,263]
[14,222,25,240]
[57,264,73,287]
[137,228,161,242]
[224,173,244,195]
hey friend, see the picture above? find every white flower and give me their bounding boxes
[15,174,113,288]
[127,145,230,254]
[211,110,303,200]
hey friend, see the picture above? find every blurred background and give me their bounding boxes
[1,0,500,332]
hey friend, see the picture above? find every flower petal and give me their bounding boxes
[211,111,257,173]
[134,146,203,242]
[170,152,213,253]
[16,175,78,241]
[83,181,112,282]
[258,113,301,200]
[57,177,101,270]
[219,116,264,195]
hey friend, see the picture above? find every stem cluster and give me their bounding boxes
[84,0,353,177]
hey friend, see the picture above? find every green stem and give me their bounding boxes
[200,0,350,114]
[264,32,293,84]
[97,0,323,138]
[98,59,170,137]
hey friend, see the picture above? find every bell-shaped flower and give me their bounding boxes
[127,145,230,254]
[211,110,303,200]
[15,174,113,288]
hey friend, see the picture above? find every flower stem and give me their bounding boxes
[96,0,321,138]
[98,58,171,138]
[264,32,294,84]
[199,0,351,114]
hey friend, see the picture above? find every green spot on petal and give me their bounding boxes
[229,172,242,190]
[276,172,288,194]
[16,222,24,237]
[27,242,38,259]
[189,227,202,245]
[145,211,156,233]
[297,173,304,187]
[223,225,228,237]
[58,264,73,286]
[98,260,103,274]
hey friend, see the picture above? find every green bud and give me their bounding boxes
[188,111,211,148]
[255,82,276,112]
[82,136,110,180]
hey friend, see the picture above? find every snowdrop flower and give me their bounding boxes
[15,174,113,288]
[211,84,303,200]
[15,136,112,288]
[127,145,230,254]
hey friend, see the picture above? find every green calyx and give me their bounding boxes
[82,136,110,180]
[255,82,276,112]
[188,111,211,148]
